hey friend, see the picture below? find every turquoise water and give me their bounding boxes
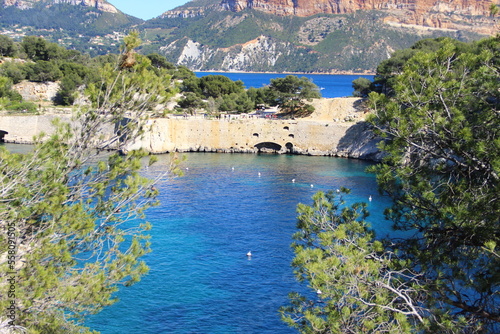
[86,153,394,333]
[195,72,374,98]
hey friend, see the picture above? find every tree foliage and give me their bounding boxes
[179,74,257,114]
[281,190,428,333]
[283,36,500,333]
[371,37,472,95]
[269,75,321,118]
[0,33,178,333]
[0,35,15,57]
[368,36,500,331]
[351,77,371,98]
[269,75,321,104]
[198,75,245,99]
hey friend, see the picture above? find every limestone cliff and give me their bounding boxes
[1,0,118,13]
[218,0,497,33]
[157,0,496,73]
[160,36,293,72]
[220,0,494,17]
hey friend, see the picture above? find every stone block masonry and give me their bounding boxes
[0,98,384,161]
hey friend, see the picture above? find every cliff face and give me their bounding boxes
[2,0,118,13]
[219,0,496,32]
[220,0,494,16]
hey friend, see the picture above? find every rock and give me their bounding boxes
[2,0,118,13]
[219,0,497,34]
[12,81,60,103]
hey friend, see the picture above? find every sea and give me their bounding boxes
[84,152,394,334]
[194,72,374,98]
[6,74,390,334]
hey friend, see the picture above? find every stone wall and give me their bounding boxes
[0,98,384,161]
[127,117,382,160]
[0,114,70,143]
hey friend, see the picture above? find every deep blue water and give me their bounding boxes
[195,72,374,98]
[86,153,394,333]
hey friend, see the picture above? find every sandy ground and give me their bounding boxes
[307,97,368,123]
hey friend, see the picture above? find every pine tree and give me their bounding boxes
[282,36,500,333]
[0,32,179,333]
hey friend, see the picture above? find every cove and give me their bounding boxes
[195,72,374,98]
[86,152,394,333]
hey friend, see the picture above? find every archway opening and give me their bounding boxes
[0,130,8,143]
[254,142,282,154]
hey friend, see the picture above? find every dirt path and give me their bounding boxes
[307,97,367,123]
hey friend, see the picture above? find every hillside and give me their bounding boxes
[140,0,496,73]
[0,0,142,56]
[0,0,496,72]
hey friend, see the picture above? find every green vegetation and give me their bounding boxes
[0,1,490,72]
[143,8,487,73]
[0,35,96,108]
[0,35,189,111]
[178,74,321,116]
[0,34,322,116]
[178,74,250,114]
[269,75,321,118]
[283,36,500,332]
[351,77,371,97]
[0,3,141,56]
[0,32,180,333]
[0,75,37,113]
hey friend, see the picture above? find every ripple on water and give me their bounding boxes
[87,153,391,333]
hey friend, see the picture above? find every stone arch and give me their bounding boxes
[254,142,282,153]
[0,130,8,143]
[285,142,294,154]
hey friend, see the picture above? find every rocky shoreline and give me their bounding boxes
[0,98,384,161]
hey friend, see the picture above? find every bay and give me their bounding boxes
[195,72,374,98]
[86,153,394,333]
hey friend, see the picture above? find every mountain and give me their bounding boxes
[139,0,496,73]
[0,0,142,56]
[219,0,494,33]
[2,0,118,13]
[0,0,496,72]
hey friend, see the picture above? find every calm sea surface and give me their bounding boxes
[83,153,394,334]
[3,74,384,334]
[195,72,374,98]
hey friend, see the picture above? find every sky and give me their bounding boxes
[108,0,191,20]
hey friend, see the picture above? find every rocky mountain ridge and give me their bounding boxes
[220,0,494,17]
[2,0,118,13]
[163,0,497,35]
[0,0,497,72]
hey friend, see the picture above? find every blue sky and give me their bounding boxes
[109,0,191,20]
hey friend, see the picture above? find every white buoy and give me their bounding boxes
[258,172,261,177]
[310,184,314,188]
[292,179,295,183]
[369,195,372,202]
[247,251,252,257]
[232,166,235,171]
[336,189,340,193]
